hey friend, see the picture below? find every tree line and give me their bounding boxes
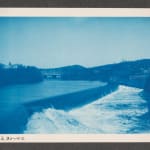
[0,63,43,86]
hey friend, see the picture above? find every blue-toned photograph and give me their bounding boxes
[0,17,150,134]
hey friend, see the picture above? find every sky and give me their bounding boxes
[0,17,150,68]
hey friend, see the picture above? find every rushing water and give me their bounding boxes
[0,80,104,133]
[0,80,149,134]
[24,86,150,134]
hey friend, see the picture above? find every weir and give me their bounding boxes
[24,83,118,115]
[0,82,118,133]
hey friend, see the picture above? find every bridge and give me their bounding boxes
[41,70,62,79]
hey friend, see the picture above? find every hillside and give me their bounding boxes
[42,59,150,88]
[41,65,93,80]
[90,59,150,88]
[0,64,43,86]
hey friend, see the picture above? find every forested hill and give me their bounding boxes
[42,59,150,89]
[0,64,43,86]
[90,59,150,88]
[1,59,150,88]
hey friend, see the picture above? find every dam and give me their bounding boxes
[0,80,118,133]
[24,83,118,113]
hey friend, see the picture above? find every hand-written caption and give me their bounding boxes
[0,136,25,141]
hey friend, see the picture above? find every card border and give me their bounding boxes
[0,8,150,143]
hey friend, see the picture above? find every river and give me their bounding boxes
[0,80,149,133]
[0,80,104,133]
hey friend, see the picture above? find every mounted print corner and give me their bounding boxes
[0,9,150,137]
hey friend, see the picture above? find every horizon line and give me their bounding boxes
[1,58,150,69]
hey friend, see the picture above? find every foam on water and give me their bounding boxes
[24,85,148,134]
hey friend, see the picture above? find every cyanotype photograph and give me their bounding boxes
[0,17,150,134]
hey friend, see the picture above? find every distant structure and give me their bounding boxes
[9,62,12,66]
[5,63,20,69]
[41,70,62,79]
